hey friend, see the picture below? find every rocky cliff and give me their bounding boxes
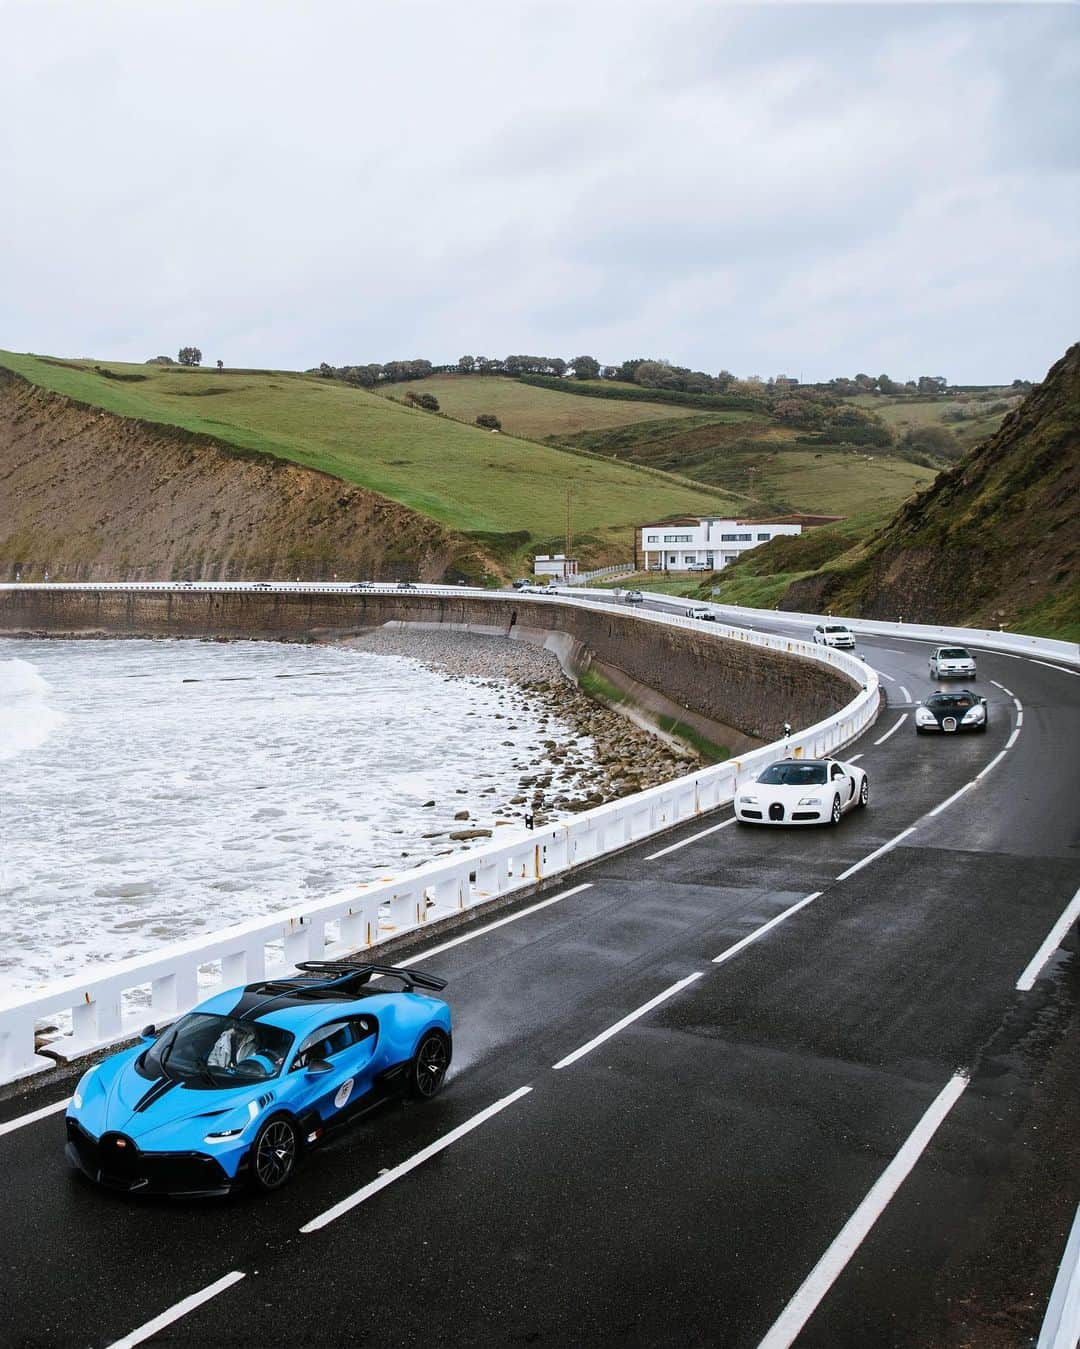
[0,368,492,583]
[783,344,1079,634]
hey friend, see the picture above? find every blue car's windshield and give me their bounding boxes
[139,1013,293,1087]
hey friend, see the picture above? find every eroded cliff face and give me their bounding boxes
[0,369,492,582]
[783,344,1080,631]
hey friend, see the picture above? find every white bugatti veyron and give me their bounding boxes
[734,757,869,826]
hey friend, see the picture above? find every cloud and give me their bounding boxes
[1,1,1076,381]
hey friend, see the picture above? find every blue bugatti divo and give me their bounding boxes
[65,961,452,1196]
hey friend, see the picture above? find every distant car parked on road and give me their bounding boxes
[929,646,977,679]
[915,690,988,734]
[511,578,530,590]
[349,580,372,590]
[812,623,855,649]
[252,581,272,590]
[686,563,712,572]
[396,581,417,590]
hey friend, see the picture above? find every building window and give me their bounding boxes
[646,535,659,543]
[757,532,772,541]
[663,534,692,543]
[720,533,752,542]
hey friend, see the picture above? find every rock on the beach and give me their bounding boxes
[449,828,493,840]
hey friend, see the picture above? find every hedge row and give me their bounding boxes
[516,375,768,414]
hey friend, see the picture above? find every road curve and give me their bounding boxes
[0,617,1077,1349]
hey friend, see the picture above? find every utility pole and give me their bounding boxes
[565,488,573,569]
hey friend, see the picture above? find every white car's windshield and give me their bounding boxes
[758,763,828,786]
[939,648,970,659]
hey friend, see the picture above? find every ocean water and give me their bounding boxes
[0,638,577,995]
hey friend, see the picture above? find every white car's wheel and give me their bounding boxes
[858,778,869,808]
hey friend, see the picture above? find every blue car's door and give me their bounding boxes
[290,1017,379,1122]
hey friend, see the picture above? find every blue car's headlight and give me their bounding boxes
[71,1065,101,1110]
[204,1098,261,1144]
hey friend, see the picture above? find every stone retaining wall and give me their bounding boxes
[0,589,856,742]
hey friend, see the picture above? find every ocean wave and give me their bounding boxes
[0,658,65,762]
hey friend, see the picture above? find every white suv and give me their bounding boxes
[929,646,977,679]
[812,623,855,649]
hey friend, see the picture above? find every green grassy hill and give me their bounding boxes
[555,415,932,516]
[0,352,740,570]
[781,347,1080,639]
[381,374,701,440]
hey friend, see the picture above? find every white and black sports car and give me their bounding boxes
[734,757,868,826]
[915,690,988,734]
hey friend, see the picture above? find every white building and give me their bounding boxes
[533,554,579,578]
[639,517,803,571]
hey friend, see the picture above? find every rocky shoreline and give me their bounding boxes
[342,628,692,840]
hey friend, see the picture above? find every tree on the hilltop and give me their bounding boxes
[571,355,601,380]
[917,375,947,394]
[457,355,476,373]
[146,355,174,365]
[405,391,440,412]
[177,346,202,367]
[878,373,902,395]
[216,359,224,372]
[476,413,501,430]
[549,357,568,377]
[715,369,735,390]
[318,362,336,378]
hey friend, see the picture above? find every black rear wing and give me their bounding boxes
[295,959,447,993]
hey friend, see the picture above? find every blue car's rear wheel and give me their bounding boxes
[410,1030,450,1100]
[251,1116,298,1191]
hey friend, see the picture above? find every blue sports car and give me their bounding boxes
[65,961,451,1196]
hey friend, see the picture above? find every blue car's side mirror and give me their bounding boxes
[140,1024,156,1041]
[306,1058,333,1076]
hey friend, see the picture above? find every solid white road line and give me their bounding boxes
[0,1096,71,1139]
[873,668,896,683]
[846,754,863,763]
[1037,1202,1080,1349]
[1016,887,1080,992]
[713,894,821,966]
[1030,658,1079,676]
[927,781,976,817]
[301,1085,533,1234]
[552,973,704,1070]
[990,680,1007,692]
[835,827,916,881]
[898,685,911,703]
[756,1073,970,1349]
[396,884,593,964]
[1006,728,1020,749]
[107,1272,247,1349]
[975,750,1008,780]
[873,714,907,746]
[646,817,736,860]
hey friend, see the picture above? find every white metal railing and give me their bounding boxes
[572,564,634,583]
[0,585,878,1083]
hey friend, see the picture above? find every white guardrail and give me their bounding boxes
[580,589,1078,667]
[0,582,874,1082]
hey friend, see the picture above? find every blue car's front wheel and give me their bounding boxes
[410,1031,450,1100]
[251,1116,298,1191]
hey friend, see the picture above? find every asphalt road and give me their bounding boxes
[1,626,1077,1349]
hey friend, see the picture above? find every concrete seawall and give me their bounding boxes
[0,588,858,745]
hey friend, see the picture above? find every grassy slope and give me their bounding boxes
[0,352,738,566]
[382,374,700,440]
[558,415,931,516]
[783,349,1080,640]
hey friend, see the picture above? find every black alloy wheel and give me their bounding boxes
[411,1031,450,1100]
[830,795,842,826]
[859,778,869,808]
[251,1116,298,1191]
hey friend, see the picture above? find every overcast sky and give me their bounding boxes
[2,2,1077,383]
